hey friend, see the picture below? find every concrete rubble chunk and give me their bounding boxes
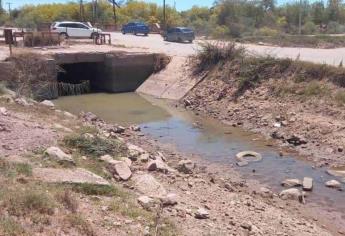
[45,146,75,164]
[259,187,273,198]
[137,195,155,210]
[177,160,195,174]
[33,168,110,185]
[279,188,305,202]
[195,208,209,219]
[132,174,167,198]
[0,107,8,116]
[325,180,342,189]
[281,179,302,187]
[139,153,150,162]
[302,177,313,191]
[109,161,132,181]
[40,100,55,107]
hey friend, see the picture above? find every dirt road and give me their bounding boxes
[110,32,345,65]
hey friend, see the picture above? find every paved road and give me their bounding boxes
[110,32,345,66]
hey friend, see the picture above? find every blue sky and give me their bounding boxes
[9,0,215,11]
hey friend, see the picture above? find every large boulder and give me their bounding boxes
[279,188,304,202]
[132,174,167,198]
[45,147,75,164]
[325,180,342,189]
[108,161,132,181]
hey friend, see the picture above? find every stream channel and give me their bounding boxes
[55,92,345,226]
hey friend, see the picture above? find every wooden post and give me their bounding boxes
[4,29,13,56]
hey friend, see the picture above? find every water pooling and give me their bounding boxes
[55,93,345,222]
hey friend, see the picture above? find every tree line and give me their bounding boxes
[2,0,345,37]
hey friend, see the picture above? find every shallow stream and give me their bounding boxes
[55,92,345,224]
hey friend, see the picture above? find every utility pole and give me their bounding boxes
[6,2,11,19]
[298,0,302,35]
[112,0,117,26]
[0,0,3,13]
[79,0,85,22]
[163,0,166,30]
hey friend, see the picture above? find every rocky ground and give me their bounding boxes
[0,87,342,235]
[183,78,345,169]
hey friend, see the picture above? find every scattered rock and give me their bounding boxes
[119,157,132,167]
[109,161,132,181]
[325,180,342,189]
[63,111,77,119]
[286,135,307,146]
[279,188,304,202]
[139,153,150,162]
[100,154,114,163]
[0,107,8,116]
[281,179,302,187]
[82,133,94,139]
[147,159,171,174]
[326,169,345,178]
[15,97,32,106]
[40,100,55,107]
[53,123,72,133]
[127,143,146,160]
[177,160,195,174]
[302,177,313,191]
[195,208,209,219]
[45,147,75,164]
[132,174,167,198]
[236,160,249,167]
[161,193,178,206]
[137,195,155,210]
[241,223,252,231]
[259,187,273,198]
[130,125,141,132]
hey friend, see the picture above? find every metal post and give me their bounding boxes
[298,0,302,35]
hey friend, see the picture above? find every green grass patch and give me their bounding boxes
[64,134,127,158]
[0,217,26,236]
[0,160,32,178]
[70,183,127,197]
[109,197,154,220]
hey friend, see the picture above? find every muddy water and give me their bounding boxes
[55,93,345,223]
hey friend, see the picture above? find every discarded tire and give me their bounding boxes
[236,151,262,163]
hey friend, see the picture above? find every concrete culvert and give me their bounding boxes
[236,151,262,163]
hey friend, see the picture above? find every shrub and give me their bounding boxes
[212,25,230,38]
[56,190,78,213]
[70,183,126,197]
[255,27,279,37]
[24,32,60,47]
[64,134,126,158]
[303,21,317,35]
[64,214,95,236]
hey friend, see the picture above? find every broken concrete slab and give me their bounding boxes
[302,177,313,191]
[33,168,110,185]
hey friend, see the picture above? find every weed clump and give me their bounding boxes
[0,160,32,178]
[64,134,126,158]
[70,183,126,197]
[56,190,78,213]
[3,188,56,216]
[0,217,26,236]
[64,214,95,236]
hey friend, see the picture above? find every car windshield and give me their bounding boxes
[181,28,193,33]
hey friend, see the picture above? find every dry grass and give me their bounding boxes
[0,217,26,236]
[2,187,56,217]
[0,160,32,178]
[153,53,171,73]
[64,214,96,236]
[194,42,345,102]
[56,190,79,213]
[335,91,345,105]
[24,32,60,47]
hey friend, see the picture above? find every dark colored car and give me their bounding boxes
[164,27,195,43]
[121,22,150,36]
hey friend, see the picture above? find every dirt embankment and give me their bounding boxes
[0,90,337,235]
[183,43,345,168]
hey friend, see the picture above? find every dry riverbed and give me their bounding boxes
[0,89,342,235]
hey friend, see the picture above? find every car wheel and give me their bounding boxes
[144,33,148,36]
[122,31,126,35]
[59,32,68,40]
[134,31,137,35]
[189,40,193,43]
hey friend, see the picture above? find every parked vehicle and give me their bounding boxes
[121,22,150,36]
[164,27,195,43]
[51,21,102,39]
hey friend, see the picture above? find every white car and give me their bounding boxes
[51,21,102,39]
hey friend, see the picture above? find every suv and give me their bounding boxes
[164,27,195,43]
[51,21,102,39]
[121,22,150,36]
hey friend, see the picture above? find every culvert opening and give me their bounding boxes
[57,62,102,96]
